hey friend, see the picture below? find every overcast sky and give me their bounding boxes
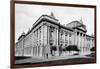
[15,4,94,42]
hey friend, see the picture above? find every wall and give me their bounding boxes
[0,0,99,69]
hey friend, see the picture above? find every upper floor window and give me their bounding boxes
[69,33,71,37]
[37,29,38,40]
[60,30,64,40]
[77,32,79,35]
[65,32,68,36]
[49,26,55,44]
[69,40,72,45]
[80,33,82,36]
[39,27,41,39]
[83,34,85,37]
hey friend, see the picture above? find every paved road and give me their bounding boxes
[15,55,94,65]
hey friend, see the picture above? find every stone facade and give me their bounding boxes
[15,14,94,57]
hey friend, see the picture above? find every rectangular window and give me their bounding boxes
[69,40,71,45]
[38,46,40,56]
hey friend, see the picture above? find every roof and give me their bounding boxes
[18,32,25,40]
[86,34,94,38]
[17,14,74,40]
[66,20,87,32]
[25,14,73,36]
[67,20,86,28]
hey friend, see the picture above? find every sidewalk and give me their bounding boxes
[15,55,92,64]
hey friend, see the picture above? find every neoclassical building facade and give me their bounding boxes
[15,13,94,57]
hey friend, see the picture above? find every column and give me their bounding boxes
[35,47,36,56]
[44,25,46,45]
[22,38,24,56]
[37,29,39,56]
[72,32,75,45]
[47,26,49,45]
[38,28,39,46]
[38,28,41,56]
[75,32,77,45]
[47,26,50,57]
[83,34,85,53]
[64,31,65,46]
[81,33,83,53]
[78,32,80,50]
[56,28,59,56]
[67,33,69,46]
[84,34,86,52]
[40,25,44,57]
[77,32,78,47]
[54,28,56,45]
[80,33,82,53]
[83,34,84,53]
[42,25,44,57]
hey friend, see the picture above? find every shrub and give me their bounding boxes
[51,46,57,51]
[90,47,95,51]
[65,45,80,51]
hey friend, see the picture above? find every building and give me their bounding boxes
[15,13,94,57]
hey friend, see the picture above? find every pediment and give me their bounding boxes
[77,26,87,32]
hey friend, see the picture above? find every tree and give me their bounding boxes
[63,48,66,51]
[90,47,95,51]
[51,46,57,51]
[64,45,80,55]
[50,46,57,56]
[59,44,63,56]
[65,45,80,51]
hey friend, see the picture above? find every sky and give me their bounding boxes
[15,3,95,42]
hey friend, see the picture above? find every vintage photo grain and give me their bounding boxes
[11,1,96,68]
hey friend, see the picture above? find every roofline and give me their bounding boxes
[67,20,86,27]
[25,15,73,36]
[86,34,94,38]
[59,24,73,31]
[74,27,87,33]
[17,15,73,40]
[18,35,25,40]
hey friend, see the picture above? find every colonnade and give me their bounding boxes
[75,31,87,53]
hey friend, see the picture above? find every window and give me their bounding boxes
[77,32,79,35]
[69,33,71,37]
[65,32,67,40]
[65,40,68,44]
[65,32,67,36]
[50,27,53,38]
[37,29,38,46]
[61,31,63,40]
[38,46,40,56]
[35,47,37,55]
[33,47,34,56]
[69,40,71,45]
[80,33,82,36]
[65,44,67,46]
[39,27,41,39]
[61,33,62,40]
[83,34,85,37]
[50,26,55,40]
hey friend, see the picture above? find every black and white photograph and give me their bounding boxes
[11,1,96,68]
